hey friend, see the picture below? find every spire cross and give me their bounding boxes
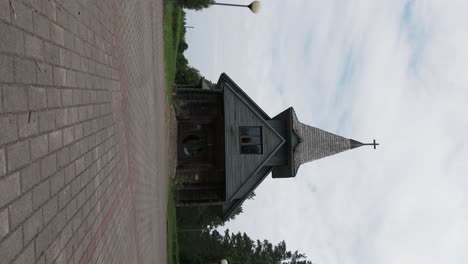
[363,139,379,149]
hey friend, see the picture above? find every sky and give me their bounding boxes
[184,1,468,263]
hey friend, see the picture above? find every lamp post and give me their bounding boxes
[211,1,261,13]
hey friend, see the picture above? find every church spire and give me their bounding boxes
[350,139,380,149]
[291,110,378,173]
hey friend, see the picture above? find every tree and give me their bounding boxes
[179,0,215,10]
[178,229,314,264]
[175,65,202,85]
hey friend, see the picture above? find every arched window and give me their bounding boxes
[183,135,206,157]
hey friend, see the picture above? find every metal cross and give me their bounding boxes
[367,139,379,149]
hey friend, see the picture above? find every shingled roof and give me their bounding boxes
[291,110,355,173]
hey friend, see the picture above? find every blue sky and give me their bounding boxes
[184,1,468,263]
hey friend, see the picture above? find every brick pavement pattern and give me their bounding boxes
[0,0,169,263]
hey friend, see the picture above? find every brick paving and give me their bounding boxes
[0,0,168,263]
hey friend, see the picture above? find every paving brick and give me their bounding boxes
[60,89,73,106]
[9,192,33,228]
[46,237,60,263]
[35,221,51,256]
[48,130,63,151]
[62,127,74,145]
[78,106,87,122]
[72,89,81,105]
[0,173,20,207]
[53,67,67,86]
[64,30,74,50]
[52,208,65,233]
[28,86,47,110]
[64,159,75,180]
[12,240,35,264]
[0,115,18,146]
[0,54,14,82]
[30,134,48,161]
[0,0,10,22]
[68,16,78,36]
[23,208,42,244]
[69,142,80,161]
[41,0,57,21]
[56,108,68,128]
[39,110,56,132]
[75,156,85,175]
[74,123,84,140]
[0,148,5,177]
[14,57,36,84]
[34,12,51,39]
[58,184,71,210]
[12,1,33,32]
[37,253,45,264]
[37,63,53,85]
[68,107,78,125]
[20,161,41,192]
[0,226,23,263]
[76,71,85,88]
[71,52,81,70]
[0,21,25,55]
[57,147,70,169]
[75,36,83,55]
[0,87,3,113]
[51,23,65,46]
[43,195,58,224]
[50,169,64,195]
[3,86,28,112]
[66,69,77,87]
[0,208,8,240]
[7,141,30,171]
[59,220,72,248]
[25,33,44,59]
[46,88,61,108]
[41,153,57,180]
[43,41,60,65]
[71,176,82,199]
[18,112,38,138]
[24,0,41,10]
[33,179,50,209]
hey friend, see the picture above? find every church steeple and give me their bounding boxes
[291,110,377,174]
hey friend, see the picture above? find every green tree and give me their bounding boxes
[178,229,314,264]
[175,65,202,85]
[179,0,215,10]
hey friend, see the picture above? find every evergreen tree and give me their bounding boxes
[178,229,313,264]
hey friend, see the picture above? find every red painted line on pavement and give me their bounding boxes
[78,1,141,264]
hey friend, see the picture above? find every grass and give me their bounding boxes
[163,1,184,103]
[167,185,179,264]
[164,2,183,263]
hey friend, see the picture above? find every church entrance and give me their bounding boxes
[177,122,214,165]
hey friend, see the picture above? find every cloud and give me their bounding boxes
[185,0,468,263]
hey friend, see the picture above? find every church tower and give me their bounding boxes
[173,73,378,219]
[270,108,378,179]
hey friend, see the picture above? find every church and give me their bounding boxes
[173,73,378,220]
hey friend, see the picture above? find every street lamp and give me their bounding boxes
[211,1,261,13]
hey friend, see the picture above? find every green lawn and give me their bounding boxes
[164,2,183,264]
[167,185,179,264]
[163,1,184,103]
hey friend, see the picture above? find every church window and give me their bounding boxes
[239,126,263,154]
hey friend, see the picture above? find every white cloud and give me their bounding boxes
[185,0,468,263]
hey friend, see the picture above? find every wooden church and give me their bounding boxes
[173,73,378,220]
